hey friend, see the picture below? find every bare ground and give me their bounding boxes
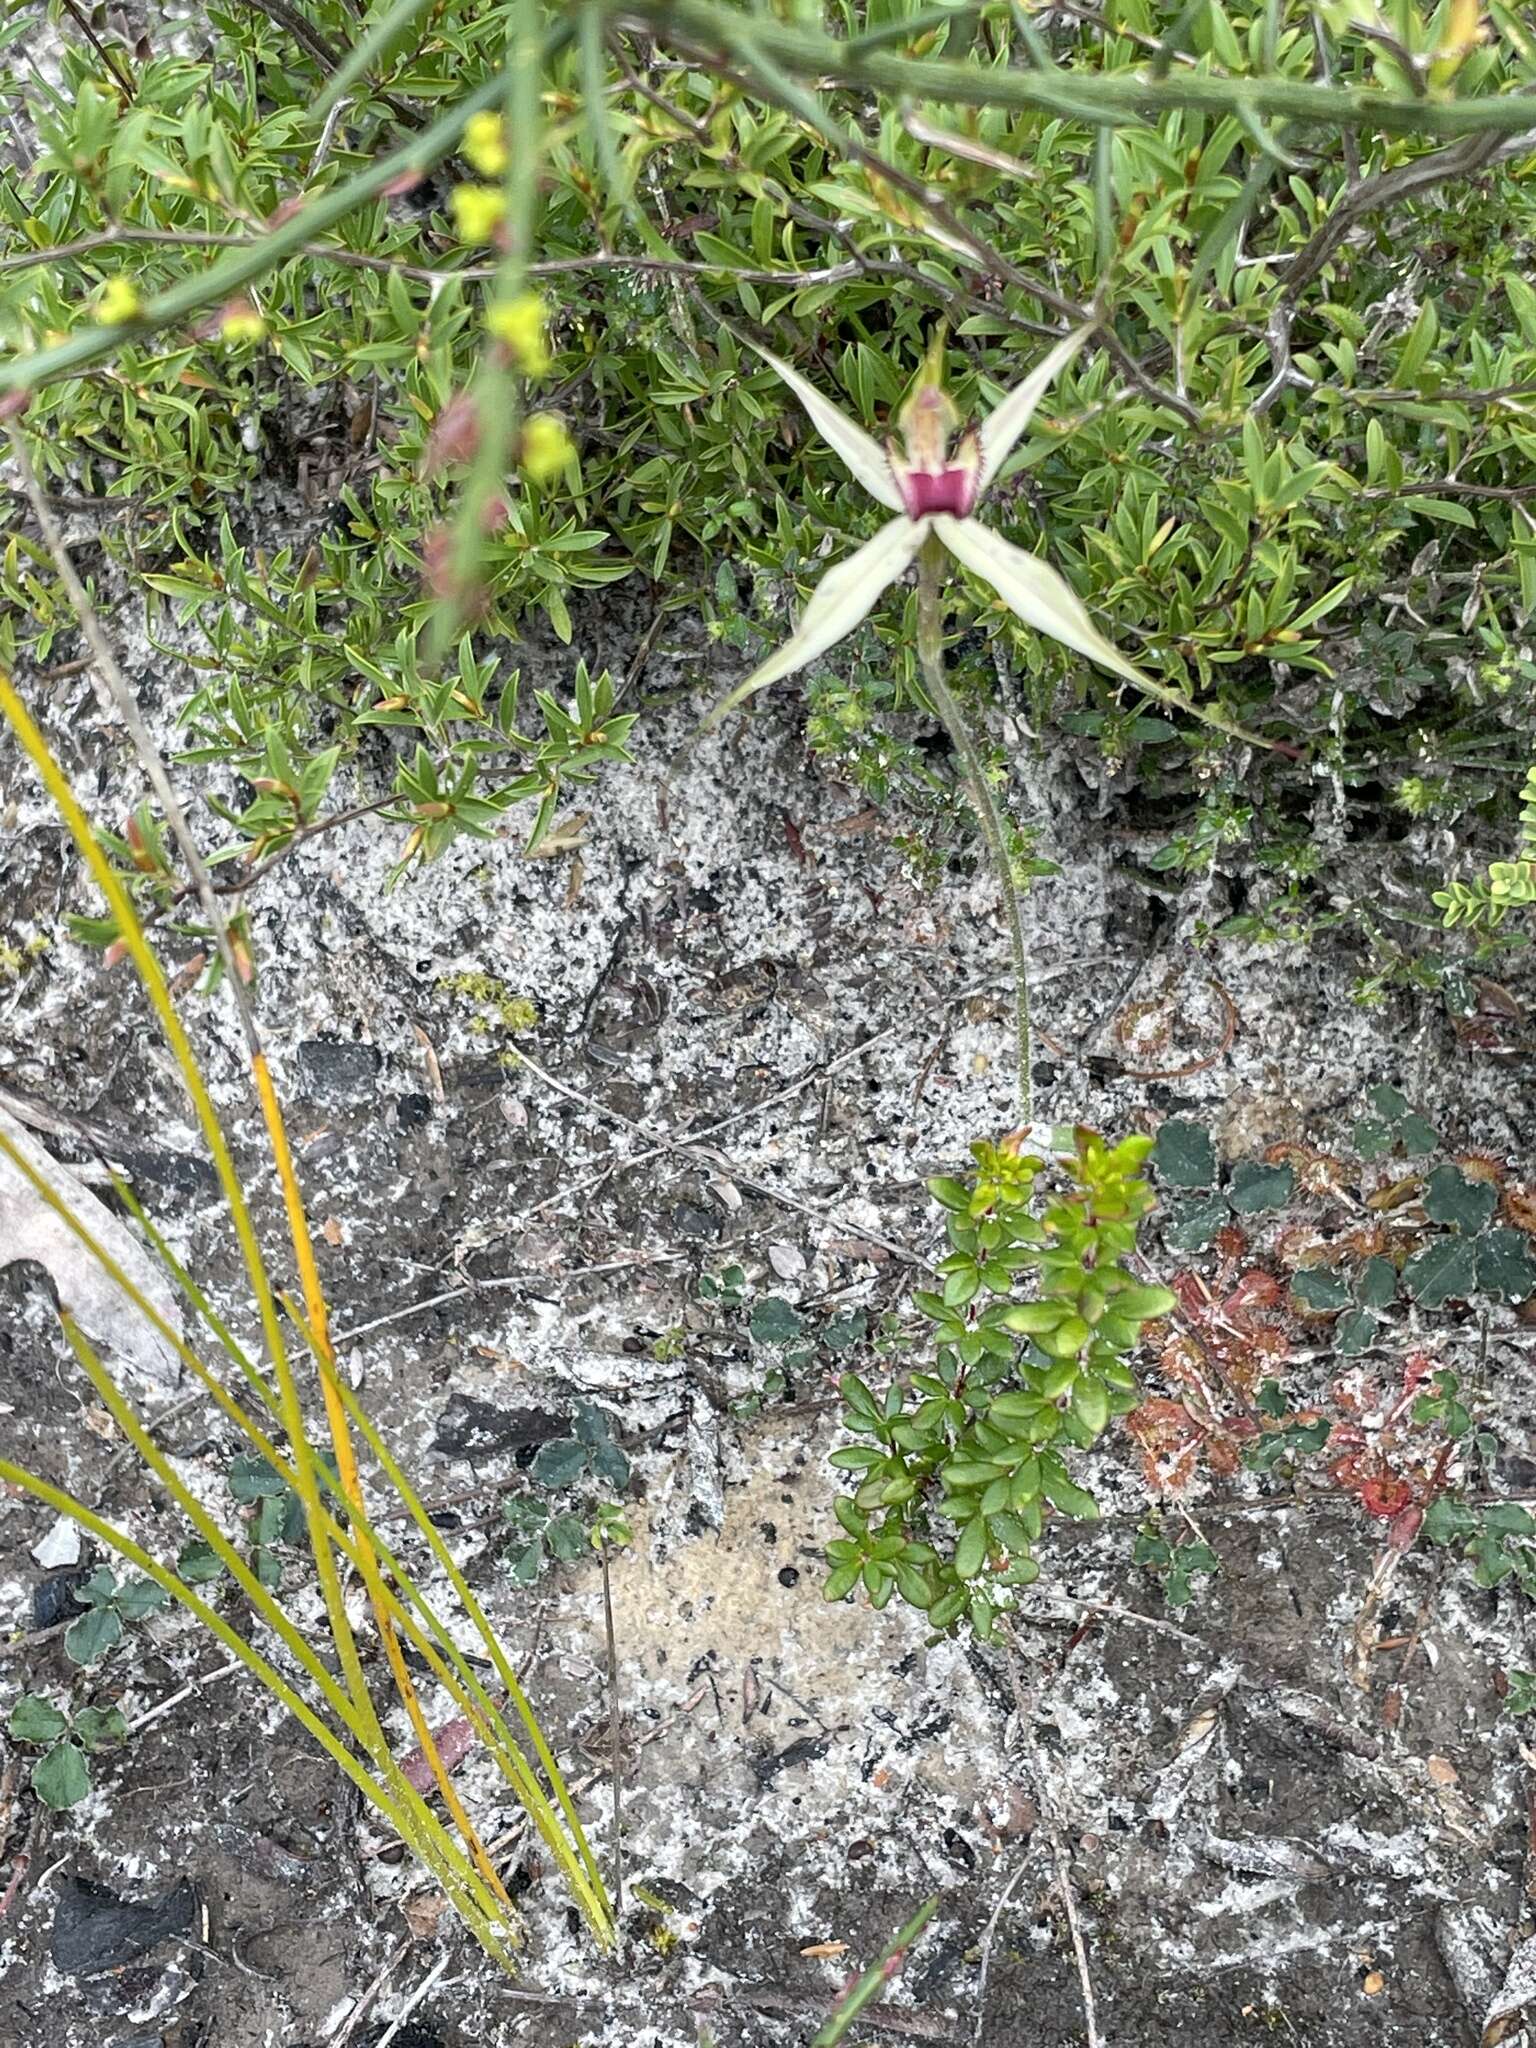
[2,574,1534,2048]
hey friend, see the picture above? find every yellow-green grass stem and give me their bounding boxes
[0,1447,519,1973]
[0,674,381,1743]
[3,1127,604,1938]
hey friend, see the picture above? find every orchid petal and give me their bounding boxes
[704,516,929,725]
[932,514,1148,686]
[976,327,1092,498]
[748,340,905,512]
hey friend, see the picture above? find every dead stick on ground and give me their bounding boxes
[972,1853,1034,2046]
[1000,1629,1103,2048]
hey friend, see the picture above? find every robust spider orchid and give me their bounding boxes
[716,327,1152,718]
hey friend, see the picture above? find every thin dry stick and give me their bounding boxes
[1000,1631,1103,2048]
[511,1046,930,1269]
[328,1936,412,2048]
[372,1951,452,2048]
[972,1854,1035,2046]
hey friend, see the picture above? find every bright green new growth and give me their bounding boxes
[1435,764,1536,929]
[826,1129,1173,1641]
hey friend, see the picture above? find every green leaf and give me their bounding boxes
[73,1565,118,1607]
[531,1439,590,1489]
[543,1513,588,1562]
[32,1741,91,1811]
[824,1561,861,1602]
[1357,1256,1398,1309]
[1072,1377,1109,1435]
[177,1540,224,1586]
[1151,1120,1217,1188]
[8,1695,68,1744]
[929,1586,968,1630]
[73,1706,127,1753]
[1108,1284,1177,1320]
[1478,1228,1536,1303]
[64,1606,123,1667]
[822,1309,867,1353]
[954,1516,989,1580]
[1039,1457,1099,1522]
[114,1578,169,1621]
[1161,1193,1229,1253]
[1290,1269,1351,1311]
[1402,1236,1479,1308]
[1353,1116,1394,1161]
[750,1297,804,1346]
[1335,1308,1378,1357]
[228,1452,288,1501]
[1503,1670,1536,1717]
[1423,1165,1497,1234]
[928,1176,971,1212]
[1397,1114,1439,1156]
[1227,1161,1295,1213]
[589,1437,631,1489]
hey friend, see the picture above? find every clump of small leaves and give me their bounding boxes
[1435,765,1536,932]
[529,1404,631,1492]
[61,1564,169,1666]
[500,1404,632,1582]
[825,1129,1173,1639]
[1133,1522,1220,1611]
[228,1447,338,1588]
[7,1693,128,1810]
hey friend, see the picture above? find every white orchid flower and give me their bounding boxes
[713,327,1154,722]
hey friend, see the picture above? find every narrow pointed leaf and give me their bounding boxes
[747,340,905,511]
[705,515,928,723]
[976,328,1092,494]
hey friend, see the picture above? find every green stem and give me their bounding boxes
[625,0,1536,139]
[916,538,1033,1121]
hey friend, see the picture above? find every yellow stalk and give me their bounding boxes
[0,674,381,1747]
[21,1137,601,1926]
[48,1314,516,1936]
[251,1051,518,1920]
[0,1454,519,1974]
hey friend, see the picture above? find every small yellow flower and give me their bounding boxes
[486,290,550,374]
[463,110,508,177]
[521,412,573,482]
[95,277,142,325]
[449,183,506,244]
[219,300,266,344]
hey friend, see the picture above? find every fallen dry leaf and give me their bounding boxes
[799,1941,849,1959]
[400,1890,449,1941]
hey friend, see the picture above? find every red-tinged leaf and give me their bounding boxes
[400,1711,480,1795]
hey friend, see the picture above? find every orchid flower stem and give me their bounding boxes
[916,537,1033,1121]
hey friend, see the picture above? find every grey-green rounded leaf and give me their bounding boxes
[33,1741,91,1810]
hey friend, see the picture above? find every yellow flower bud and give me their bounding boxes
[486,290,550,374]
[219,301,266,344]
[449,183,506,244]
[521,412,573,482]
[95,276,142,325]
[463,110,508,177]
